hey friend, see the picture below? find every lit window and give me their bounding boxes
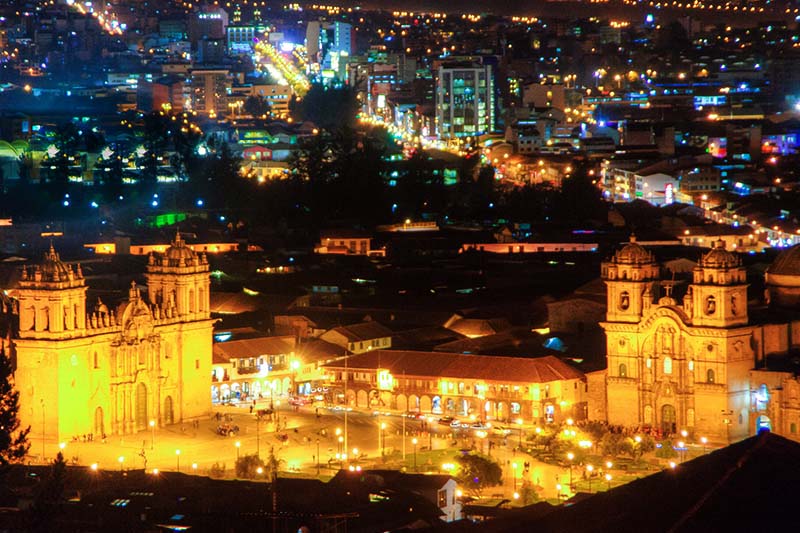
[664,357,673,375]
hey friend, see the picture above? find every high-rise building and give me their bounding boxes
[190,68,230,116]
[435,64,495,140]
[11,237,213,443]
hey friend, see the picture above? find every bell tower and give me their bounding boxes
[687,239,748,328]
[602,235,660,323]
[144,231,210,321]
[16,244,86,339]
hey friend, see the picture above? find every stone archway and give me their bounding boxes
[164,396,175,425]
[409,395,420,412]
[661,404,677,434]
[396,394,407,413]
[356,389,368,407]
[420,395,432,413]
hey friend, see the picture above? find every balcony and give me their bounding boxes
[236,366,260,375]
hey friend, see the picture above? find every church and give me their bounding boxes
[592,236,800,443]
[9,234,213,447]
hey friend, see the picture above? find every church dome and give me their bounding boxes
[612,235,655,265]
[162,231,197,265]
[767,244,800,277]
[699,239,741,269]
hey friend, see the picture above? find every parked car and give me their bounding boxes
[217,423,239,436]
[492,426,513,436]
[471,422,492,431]
[438,416,455,426]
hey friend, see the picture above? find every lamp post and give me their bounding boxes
[380,422,387,459]
[586,464,594,492]
[700,436,708,454]
[235,441,241,462]
[516,418,524,449]
[175,449,181,472]
[290,359,300,398]
[427,417,434,451]
[605,473,612,491]
[512,462,518,492]
[149,420,156,450]
[412,438,418,471]
[256,415,260,458]
[567,452,575,491]
[338,436,344,468]
[316,438,320,475]
[118,456,124,472]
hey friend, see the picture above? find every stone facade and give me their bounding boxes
[11,236,213,447]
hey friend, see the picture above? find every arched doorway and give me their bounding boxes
[409,395,420,412]
[420,396,432,413]
[135,383,148,431]
[431,396,442,414]
[661,404,677,434]
[356,390,368,407]
[756,415,772,433]
[94,407,104,436]
[396,394,407,413]
[164,396,174,425]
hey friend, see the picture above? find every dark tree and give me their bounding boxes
[140,112,170,186]
[0,347,30,468]
[31,451,67,531]
[454,453,503,497]
[295,84,359,130]
[243,95,271,118]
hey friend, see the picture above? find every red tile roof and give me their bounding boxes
[324,350,584,383]
[326,321,393,342]
[213,336,295,364]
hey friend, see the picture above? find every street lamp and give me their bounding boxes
[338,435,344,467]
[605,473,612,490]
[567,452,575,491]
[316,438,320,475]
[700,436,708,453]
[235,441,241,462]
[118,456,124,472]
[412,438,418,471]
[149,420,156,450]
[586,464,594,492]
[380,422,387,458]
[516,418,524,448]
[175,449,181,472]
[512,462,518,492]
[427,417,434,451]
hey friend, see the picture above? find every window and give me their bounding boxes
[791,423,797,434]
[437,489,448,508]
[619,291,630,311]
[195,359,200,370]
[663,357,673,375]
[705,295,716,315]
[619,363,627,377]
[688,359,694,371]
[707,369,715,383]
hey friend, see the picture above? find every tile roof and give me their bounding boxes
[324,350,584,383]
[326,321,394,342]
[212,336,295,363]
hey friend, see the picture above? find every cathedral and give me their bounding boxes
[593,236,800,442]
[9,234,213,447]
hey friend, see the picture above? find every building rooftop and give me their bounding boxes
[325,350,584,383]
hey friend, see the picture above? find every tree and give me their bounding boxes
[235,453,266,479]
[243,95,271,118]
[519,479,538,506]
[30,451,67,531]
[263,446,284,482]
[0,346,29,468]
[454,453,502,497]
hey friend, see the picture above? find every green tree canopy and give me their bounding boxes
[0,347,30,468]
[454,453,503,497]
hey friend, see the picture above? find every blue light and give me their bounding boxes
[62,200,69,207]
[90,201,99,208]
[196,199,204,206]
[151,200,158,207]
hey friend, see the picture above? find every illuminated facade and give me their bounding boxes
[435,64,495,140]
[324,350,586,423]
[597,237,800,442]
[11,236,213,447]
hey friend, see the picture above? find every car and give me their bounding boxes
[217,423,239,436]
[438,416,455,426]
[471,422,492,431]
[492,426,513,436]
[451,420,468,429]
[288,396,310,406]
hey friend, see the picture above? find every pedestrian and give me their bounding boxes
[250,405,254,414]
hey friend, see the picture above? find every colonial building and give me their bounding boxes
[596,236,800,443]
[11,236,213,448]
[324,350,586,423]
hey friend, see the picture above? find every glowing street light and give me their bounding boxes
[175,449,181,472]
[235,441,241,462]
[567,452,575,491]
[118,456,124,472]
[149,419,156,450]
[605,473,612,490]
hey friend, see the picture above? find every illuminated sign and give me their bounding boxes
[377,369,393,391]
[665,183,674,205]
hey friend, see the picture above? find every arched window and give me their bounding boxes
[688,359,695,372]
[705,295,716,315]
[707,369,715,383]
[663,356,673,375]
[619,363,628,378]
[619,291,630,311]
